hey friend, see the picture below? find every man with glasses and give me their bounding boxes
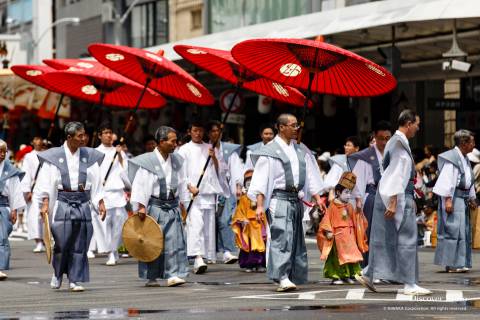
[348,121,391,267]
[248,113,325,292]
[433,129,477,273]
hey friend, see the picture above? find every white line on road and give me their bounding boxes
[298,293,316,300]
[446,290,464,301]
[396,289,414,301]
[345,289,365,300]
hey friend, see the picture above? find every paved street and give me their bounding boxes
[1,238,479,319]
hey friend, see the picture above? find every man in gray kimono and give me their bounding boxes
[248,113,325,292]
[36,122,106,292]
[129,126,189,287]
[356,110,431,296]
[0,139,26,280]
[433,129,477,273]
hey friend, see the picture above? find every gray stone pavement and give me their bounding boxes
[0,239,480,319]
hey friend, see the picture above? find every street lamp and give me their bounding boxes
[28,17,81,64]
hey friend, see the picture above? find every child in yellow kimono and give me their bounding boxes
[232,170,267,272]
[317,172,368,284]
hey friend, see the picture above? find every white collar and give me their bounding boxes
[455,146,466,161]
[395,130,409,145]
[154,148,169,165]
[63,142,79,157]
[275,135,293,148]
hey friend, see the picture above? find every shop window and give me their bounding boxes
[191,9,202,30]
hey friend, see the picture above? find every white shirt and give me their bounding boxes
[0,161,26,211]
[20,150,39,194]
[130,149,188,210]
[433,146,476,199]
[177,141,228,208]
[323,162,344,193]
[96,144,129,209]
[247,135,323,210]
[218,143,244,199]
[352,144,384,202]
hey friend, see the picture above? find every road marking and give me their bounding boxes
[446,290,463,301]
[345,289,365,300]
[395,289,414,301]
[298,293,316,300]
[234,289,480,303]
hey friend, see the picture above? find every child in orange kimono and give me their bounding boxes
[317,172,368,284]
[232,170,267,272]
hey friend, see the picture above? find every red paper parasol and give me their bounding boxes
[174,45,309,107]
[88,43,215,106]
[11,65,59,93]
[231,38,397,97]
[43,58,107,71]
[42,67,166,109]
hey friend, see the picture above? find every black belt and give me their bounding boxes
[149,196,179,210]
[0,195,8,207]
[57,190,91,204]
[272,189,299,201]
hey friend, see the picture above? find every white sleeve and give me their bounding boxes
[244,150,254,173]
[6,176,26,211]
[305,153,324,197]
[20,155,33,193]
[229,152,244,187]
[432,163,458,198]
[323,163,343,192]
[88,162,104,209]
[130,167,156,210]
[247,156,271,202]
[352,160,374,200]
[178,163,190,205]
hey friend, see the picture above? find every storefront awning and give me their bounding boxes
[149,0,480,61]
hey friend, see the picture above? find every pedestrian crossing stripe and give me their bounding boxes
[234,289,480,303]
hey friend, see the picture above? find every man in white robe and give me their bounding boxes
[178,120,228,274]
[35,122,106,292]
[248,113,325,292]
[96,122,129,266]
[0,139,26,280]
[20,136,46,252]
[208,121,243,264]
[433,129,477,272]
[356,110,432,296]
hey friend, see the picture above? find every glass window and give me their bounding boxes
[208,0,321,33]
[130,0,168,47]
[7,0,32,25]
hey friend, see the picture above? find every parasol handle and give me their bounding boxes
[297,70,315,144]
[186,84,241,214]
[102,79,151,186]
[30,162,43,193]
[47,94,64,140]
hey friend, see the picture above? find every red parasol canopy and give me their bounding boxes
[173,45,309,107]
[41,66,166,109]
[43,58,107,71]
[231,38,397,97]
[11,65,60,93]
[88,43,215,106]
